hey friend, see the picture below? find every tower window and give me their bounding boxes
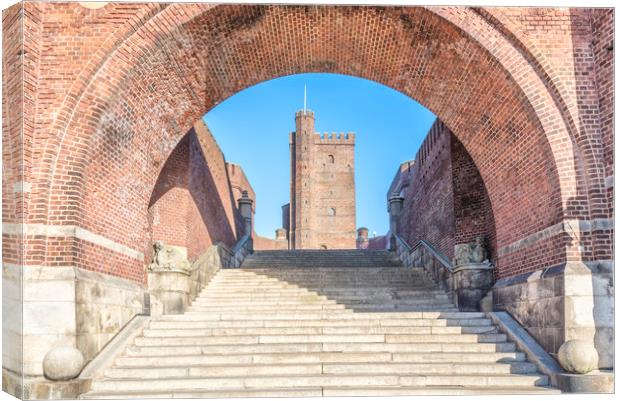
[328,155,335,164]
[328,208,336,216]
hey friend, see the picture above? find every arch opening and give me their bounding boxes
[37,4,584,286]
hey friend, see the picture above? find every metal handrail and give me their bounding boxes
[394,235,453,272]
[231,234,252,255]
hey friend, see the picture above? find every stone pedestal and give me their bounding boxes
[147,269,192,316]
[452,262,494,311]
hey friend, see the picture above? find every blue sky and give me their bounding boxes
[204,73,435,238]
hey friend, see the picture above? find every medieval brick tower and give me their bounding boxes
[284,110,357,249]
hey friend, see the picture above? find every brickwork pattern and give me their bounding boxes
[147,120,252,267]
[2,3,613,283]
[395,121,456,260]
[289,111,356,249]
[391,121,497,269]
[451,136,497,264]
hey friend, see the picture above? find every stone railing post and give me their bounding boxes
[388,192,404,250]
[452,237,494,311]
[238,190,254,241]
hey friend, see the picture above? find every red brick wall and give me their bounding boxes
[313,134,357,249]
[148,136,191,253]
[397,121,456,260]
[393,120,497,266]
[451,136,497,263]
[590,9,614,261]
[2,3,25,267]
[3,4,612,285]
[254,235,289,250]
[591,9,614,182]
[147,121,253,263]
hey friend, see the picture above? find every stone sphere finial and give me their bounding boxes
[557,340,599,374]
[43,346,84,381]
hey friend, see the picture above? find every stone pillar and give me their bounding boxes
[452,263,494,311]
[452,238,494,311]
[388,192,404,250]
[238,190,254,238]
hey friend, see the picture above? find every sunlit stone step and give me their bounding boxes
[149,317,494,328]
[186,304,348,312]
[115,351,525,368]
[82,385,560,399]
[104,361,538,380]
[142,324,497,336]
[126,341,517,357]
[91,373,548,392]
[83,259,554,398]
[81,388,323,399]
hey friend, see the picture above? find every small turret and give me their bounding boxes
[295,109,315,136]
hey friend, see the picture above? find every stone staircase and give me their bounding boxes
[240,249,402,268]
[81,250,559,398]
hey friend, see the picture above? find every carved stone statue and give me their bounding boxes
[148,241,191,272]
[453,236,489,266]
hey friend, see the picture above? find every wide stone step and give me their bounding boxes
[91,373,547,392]
[241,259,402,270]
[192,296,451,306]
[104,361,538,380]
[126,341,517,357]
[321,385,560,396]
[201,286,437,295]
[169,311,486,321]
[136,333,506,346]
[196,290,443,299]
[139,326,501,340]
[115,351,525,368]
[195,293,331,301]
[208,282,433,288]
[346,305,458,312]
[187,304,348,312]
[321,342,516,353]
[150,317,493,328]
[142,325,496,337]
[191,299,339,306]
[81,387,323,399]
[115,352,394,367]
[186,305,458,313]
[228,270,420,277]
[105,363,323,379]
[218,270,421,274]
[322,361,538,375]
[157,310,486,320]
[82,384,560,399]
[217,276,422,282]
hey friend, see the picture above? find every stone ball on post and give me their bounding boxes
[557,340,599,374]
[42,346,85,381]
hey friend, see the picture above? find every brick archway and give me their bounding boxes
[21,4,602,283]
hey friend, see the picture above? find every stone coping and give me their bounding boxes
[488,312,562,384]
[79,315,150,381]
[394,235,453,271]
